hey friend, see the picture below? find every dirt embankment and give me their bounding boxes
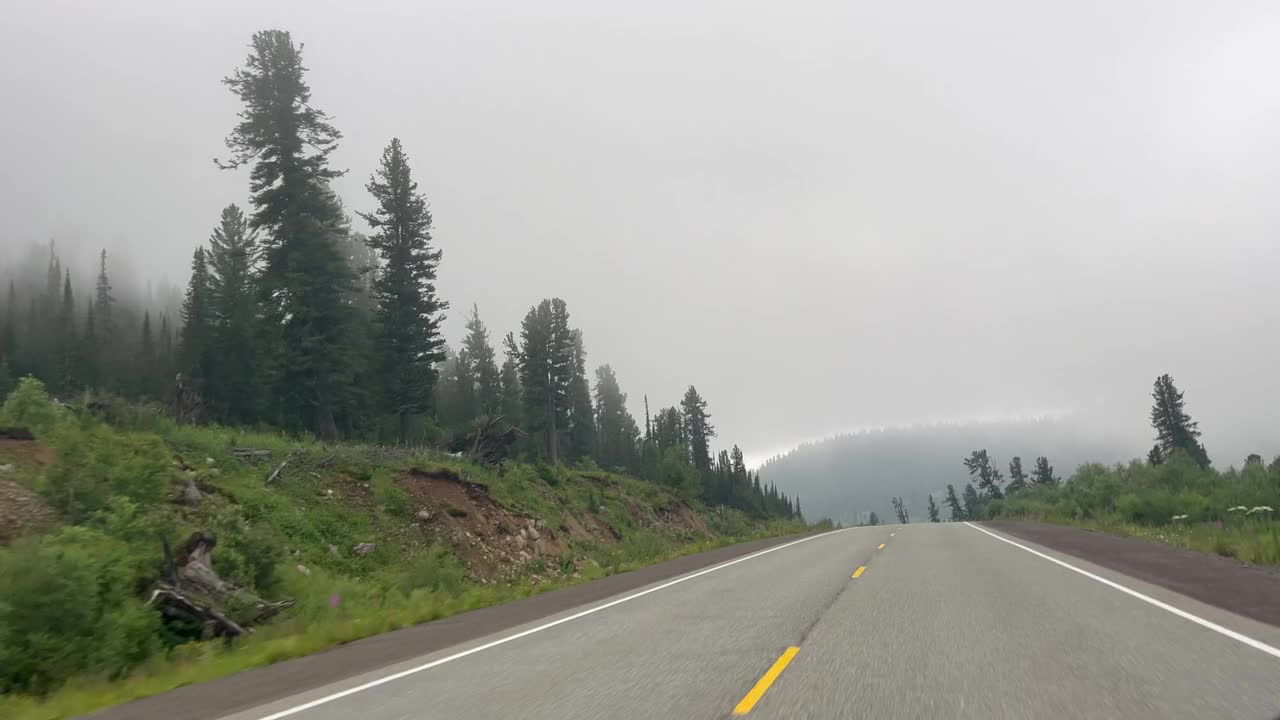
[0,438,57,544]
[395,469,711,582]
[987,521,1280,628]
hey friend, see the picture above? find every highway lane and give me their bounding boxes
[224,523,1280,720]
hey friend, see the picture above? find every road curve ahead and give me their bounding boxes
[224,523,1280,720]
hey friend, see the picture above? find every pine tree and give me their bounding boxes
[360,138,447,442]
[513,302,554,459]
[962,483,980,520]
[79,301,99,389]
[94,249,115,344]
[593,364,640,470]
[206,203,260,423]
[927,494,940,522]
[1149,373,1210,468]
[652,406,685,452]
[1032,456,1059,486]
[0,280,15,364]
[891,496,909,524]
[565,330,595,461]
[179,247,215,387]
[56,270,77,394]
[964,449,1004,499]
[158,313,174,391]
[499,333,522,426]
[1006,456,1028,494]
[139,311,156,398]
[1142,442,1163,466]
[462,305,501,417]
[944,484,964,520]
[680,385,714,471]
[868,511,880,526]
[220,30,359,440]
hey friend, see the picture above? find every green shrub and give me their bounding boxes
[0,527,163,694]
[41,416,172,522]
[1,377,60,436]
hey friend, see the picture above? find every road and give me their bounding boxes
[224,523,1280,720]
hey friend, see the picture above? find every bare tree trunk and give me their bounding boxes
[548,397,559,465]
[316,389,338,442]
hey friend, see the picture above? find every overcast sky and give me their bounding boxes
[4,0,1279,466]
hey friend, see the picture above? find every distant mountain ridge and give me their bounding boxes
[759,418,1133,525]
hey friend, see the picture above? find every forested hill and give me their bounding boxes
[759,418,1132,525]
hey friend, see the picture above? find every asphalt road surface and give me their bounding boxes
[223,523,1280,720]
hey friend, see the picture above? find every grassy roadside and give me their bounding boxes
[0,379,812,720]
[0,524,801,720]
[1014,515,1280,567]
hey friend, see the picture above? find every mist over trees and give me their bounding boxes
[0,29,797,522]
[758,418,1129,525]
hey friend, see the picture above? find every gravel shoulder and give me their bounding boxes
[986,520,1280,628]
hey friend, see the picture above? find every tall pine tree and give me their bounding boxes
[944,484,964,520]
[565,330,595,461]
[927,494,941,522]
[680,386,714,472]
[220,29,359,440]
[206,203,261,424]
[1006,456,1028,494]
[593,364,639,470]
[360,138,447,443]
[179,247,215,388]
[1149,373,1210,468]
[461,305,500,418]
[1032,456,1058,486]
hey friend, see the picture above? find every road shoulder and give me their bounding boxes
[985,520,1280,628]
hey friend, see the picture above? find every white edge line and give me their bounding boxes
[964,522,1280,660]
[255,527,852,720]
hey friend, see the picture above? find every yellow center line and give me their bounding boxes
[733,646,800,715]
[851,565,866,578]
[878,543,886,550]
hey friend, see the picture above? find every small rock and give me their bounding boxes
[353,542,376,556]
[416,509,432,522]
[0,464,14,474]
[180,478,203,506]
[295,564,311,576]
[527,526,541,541]
[513,534,527,549]
[205,457,216,465]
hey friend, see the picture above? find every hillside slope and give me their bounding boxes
[761,418,1132,524]
[0,379,802,719]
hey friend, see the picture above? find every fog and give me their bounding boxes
[4,0,1279,467]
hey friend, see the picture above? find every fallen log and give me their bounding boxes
[447,415,526,464]
[148,531,294,638]
[265,454,293,485]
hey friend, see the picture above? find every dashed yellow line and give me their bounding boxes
[878,543,886,550]
[733,647,800,715]
[851,565,866,579]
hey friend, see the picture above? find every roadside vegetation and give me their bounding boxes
[932,374,1280,565]
[0,380,807,720]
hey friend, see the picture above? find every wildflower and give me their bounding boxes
[1245,506,1273,516]
[1170,514,1188,522]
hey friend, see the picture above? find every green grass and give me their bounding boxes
[0,379,809,720]
[0,520,802,720]
[1036,515,1280,566]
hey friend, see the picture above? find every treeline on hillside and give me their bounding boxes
[943,374,1279,533]
[0,29,797,521]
